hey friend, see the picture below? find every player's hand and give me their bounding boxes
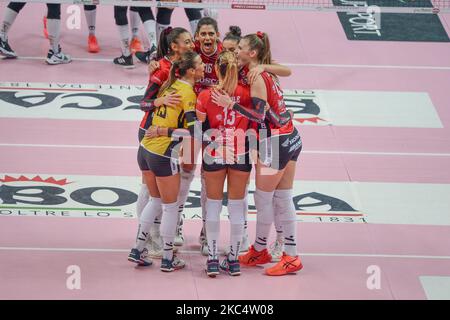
[211,89,233,109]
[157,93,182,108]
[145,126,160,139]
[148,60,160,75]
[247,65,264,85]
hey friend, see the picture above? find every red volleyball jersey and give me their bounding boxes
[259,71,294,136]
[196,84,251,156]
[238,66,250,86]
[140,56,172,129]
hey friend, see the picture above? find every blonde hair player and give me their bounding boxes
[222,27,295,263]
[212,32,303,276]
[196,51,252,277]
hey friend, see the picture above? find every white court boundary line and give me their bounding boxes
[12,56,450,71]
[1,143,449,157]
[1,246,450,260]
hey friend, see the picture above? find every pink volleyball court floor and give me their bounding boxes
[1,3,450,300]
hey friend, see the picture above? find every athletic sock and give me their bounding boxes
[253,189,274,252]
[135,197,162,251]
[274,189,297,256]
[205,198,222,260]
[84,8,96,35]
[143,19,157,48]
[129,9,140,39]
[160,202,179,261]
[136,183,149,218]
[228,199,245,261]
[0,8,18,41]
[117,24,131,56]
[47,18,61,52]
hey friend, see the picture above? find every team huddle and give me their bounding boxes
[0,2,303,277]
[130,15,303,277]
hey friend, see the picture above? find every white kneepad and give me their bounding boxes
[206,199,222,222]
[254,189,275,225]
[274,189,296,222]
[227,199,245,225]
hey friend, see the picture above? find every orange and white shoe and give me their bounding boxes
[265,253,303,276]
[43,16,48,39]
[130,37,143,54]
[88,34,100,53]
[238,245,272,266]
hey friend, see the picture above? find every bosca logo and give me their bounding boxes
[0,175,137,207]
[0,90,142,110]
[1,175,363,221]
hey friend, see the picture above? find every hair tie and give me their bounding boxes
[256,31,264,39]
[164,27,173,35]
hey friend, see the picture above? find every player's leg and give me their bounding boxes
[203,167,226,277]
[46,4,72,65]
[113,6,134,68]
[156,7,173,44]
[84,5,99,53]
[0,2,26,57]
[134,6,157,63]
[129,6,143,54]
[220,167,250,276]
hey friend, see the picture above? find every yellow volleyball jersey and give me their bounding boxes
[141,79,197,157]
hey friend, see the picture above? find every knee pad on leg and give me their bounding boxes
[254,188,275,225]
[206,198,222,222]
[160,202,179,238]
[274,189,296,223]
[140,196,162,224]
[228,199,245,225]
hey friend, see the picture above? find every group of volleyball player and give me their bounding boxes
[128,15,303,277]
[0,2,215,67]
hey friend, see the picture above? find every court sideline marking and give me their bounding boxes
[1,246,450,260]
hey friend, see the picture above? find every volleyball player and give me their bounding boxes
[222,26,296,262]
[129,51,204,272]
[212,32,303,276]
[196,51,252,277]
[0,2,71,64]
[137,27,195,259]
[113,5,157,68]
[151,16,224,250]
